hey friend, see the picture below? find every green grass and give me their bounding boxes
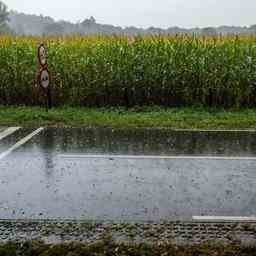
[1,106,256,129]
[0,240,256,256]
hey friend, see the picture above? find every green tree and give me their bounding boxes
[0,23,12,34]
[0,1,9,24]
[81,16,96,26]
[0,1,13,35]
[201,27,217,36]
[43,22,65,35]
[250,24,256,33]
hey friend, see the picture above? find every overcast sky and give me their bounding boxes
[5,0,256,28]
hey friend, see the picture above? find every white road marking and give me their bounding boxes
[0,128,44,160]
[58,154,256,161]
[173,129,256,132]
[193,216,256,222]
[0,127,20,141]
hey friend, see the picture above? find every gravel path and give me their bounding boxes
[0,220,256,245]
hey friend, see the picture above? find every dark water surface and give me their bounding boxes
[0,128,256,220]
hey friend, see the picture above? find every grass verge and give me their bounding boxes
[0,240,256,256]
[1,106,256,129]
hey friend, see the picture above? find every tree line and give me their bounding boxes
[1,1,256,36]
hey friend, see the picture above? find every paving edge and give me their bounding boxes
[0,220,256,245]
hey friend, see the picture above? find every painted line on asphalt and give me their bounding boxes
[0,127,20,141]
[0,127,44,160]
[142,128,256,132]
[172,129,256,132]
[193,216,256,222]
[58,154,256,161]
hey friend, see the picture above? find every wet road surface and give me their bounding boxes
[0,127,256,221]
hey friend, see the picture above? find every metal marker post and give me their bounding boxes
[38,43,47,67]
[37,43,52,110]
[38,67,52,110]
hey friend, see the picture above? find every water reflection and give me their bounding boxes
[35,128,256,156]
[39,129,55,177]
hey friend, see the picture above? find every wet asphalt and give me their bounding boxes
[0,127,256,221]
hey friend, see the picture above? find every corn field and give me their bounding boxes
[0,35,256,107]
